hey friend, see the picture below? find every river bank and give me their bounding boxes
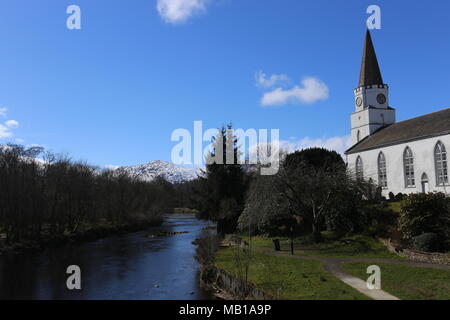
[0,217,163,256]
[195,234,272,300]
[200,264,273,300]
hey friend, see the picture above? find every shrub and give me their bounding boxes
[324,198,361,234]
[195,231,219,266]
[400,193,450,252]
[374,187,383,202]
[359,203,398,237]
[395,193,405,201]
[364,224,391,238]
[411,233,440,252]
[388,192,395,201]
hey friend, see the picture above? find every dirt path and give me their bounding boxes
[255,248,450,300]
[321,258,399,300]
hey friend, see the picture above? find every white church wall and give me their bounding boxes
[347,134,450,197]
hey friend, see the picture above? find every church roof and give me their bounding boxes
[346,108,450,154]
[358,30,384,87]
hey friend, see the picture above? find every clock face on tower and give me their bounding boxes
[356,97,362,107]
[377,93,386,104]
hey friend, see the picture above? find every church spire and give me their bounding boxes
[358,30,383,87]
[351,30,395,147]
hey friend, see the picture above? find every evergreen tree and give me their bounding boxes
[194,125,248,236]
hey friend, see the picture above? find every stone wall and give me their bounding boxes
[378,238,450,265]
[397,249,450,265]
[200,265,273,300]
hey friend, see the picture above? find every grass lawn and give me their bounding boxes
[342,262,450,300]
[215,247,369,300]
[241,234,402,259]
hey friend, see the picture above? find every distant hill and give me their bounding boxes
[117,160,200,184]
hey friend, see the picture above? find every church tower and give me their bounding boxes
[351,30,396,146]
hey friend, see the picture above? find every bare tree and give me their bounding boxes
[0,144,178,246]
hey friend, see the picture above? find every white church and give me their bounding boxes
[346,30,449,197]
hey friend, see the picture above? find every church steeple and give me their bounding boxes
[351,30,395,147]
[358,30,384,87]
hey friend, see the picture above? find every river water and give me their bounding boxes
[0,214,214,300]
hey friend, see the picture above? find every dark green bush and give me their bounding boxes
[358,203,398,237]
[411,233,439,252]
[400,193,450,252]
[395,193,405,201]
[388,192,395,201]
[364,224,390,238]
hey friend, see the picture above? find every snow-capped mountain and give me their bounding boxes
[117,160,201,184]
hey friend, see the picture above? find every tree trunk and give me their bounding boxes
[290,226,294,255]
[312,222,323,243]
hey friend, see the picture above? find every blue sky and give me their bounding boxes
[0,0,448,167]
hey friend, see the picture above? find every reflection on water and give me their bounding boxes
[0,215,213,300]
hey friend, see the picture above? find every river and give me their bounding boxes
[0,214,214,300]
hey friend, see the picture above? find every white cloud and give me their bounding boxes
[157,0,209,24]
[280,135,352,157]
[0,108,20,139]
[261,77,329,106]
[5,120,19,128]
[255,71,290,88]
[0,125,13,138]
[246,135,351,167]
[0,120,20,139]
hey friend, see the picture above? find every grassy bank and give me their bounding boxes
[242,234,402,259]
[215,247,369,300]
[342,262,450,300]
[215,234,450,300]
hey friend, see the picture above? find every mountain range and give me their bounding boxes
[117,160,201,184]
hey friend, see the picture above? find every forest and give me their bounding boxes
[0,144,181,249]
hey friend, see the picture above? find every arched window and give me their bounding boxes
[356,156,363,179]
[403,147,415,187]
[357,130,361,143]
[434,141,448,185]
[378,152,387,188]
